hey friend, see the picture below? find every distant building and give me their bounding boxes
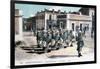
[79,8,95,16]
[22,8,94,36]
[67,12,92,32]
[23,18,32,31]
[23,16,36,35]
[15,9,23,41]
[79,8,95,33]
[35,8,94,33]
[57,13,67,29]
[27,16,36,33]
[35,9,67,31]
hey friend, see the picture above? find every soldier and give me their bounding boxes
[69,30,74,47]
[37,31,42,47]
[51,30,56,48]
[54,30,60,49]
[59,29,64,41]
[41,30,52,53]
[42,30,47,48]
[63,30,69,46]
[76,31,84,57]
[47,30,52,47]
[42,30,47,41]
[58,36,64,49]
[83,26,87,37]
[57,29,64,48]
[91,28,94,38]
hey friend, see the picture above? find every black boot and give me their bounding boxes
[78,53,82,57]
[70,43,73,47]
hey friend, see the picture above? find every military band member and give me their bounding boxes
[54,31,60,49]
[69,30,74,47]
[47,30,52,47]
[37,31,42,47]
[63,30,69,46]
[76,31,84,57]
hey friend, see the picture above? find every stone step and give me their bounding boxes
[26,50,45,54]
[22,48,34,50]
[33,47,43,49]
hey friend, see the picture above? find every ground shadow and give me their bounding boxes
[48,55,78,58]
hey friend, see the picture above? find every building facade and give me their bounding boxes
[36,9,58,31]
[35,8,94,33]
[67,13,92,32]
[35,9,67,31]
[79,8,95,35]
[57,13,67,29]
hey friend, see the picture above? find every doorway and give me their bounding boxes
[80,24,82,31]
[72,23,74,31]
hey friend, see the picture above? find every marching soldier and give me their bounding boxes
[69,30,74,47]
[47,30,52,47]
[42,30,48,49]
[51,30,56,48]
[54,30,60,49]
[37,31,42,47]
[76,31,84,57]
[63,30,69,46]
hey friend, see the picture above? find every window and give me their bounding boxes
[57,15,66,18]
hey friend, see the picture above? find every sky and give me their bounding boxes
[15,3,81,18]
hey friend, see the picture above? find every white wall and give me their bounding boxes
[15,15,23,41]
[0,0,99,69]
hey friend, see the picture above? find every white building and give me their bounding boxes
[67,13,92,32]
[36,9,58,31]
[32,8,95,34]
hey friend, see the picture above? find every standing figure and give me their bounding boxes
[55,31,60,49]
[47,30,52,48]
[63,30,69,46]
[83,26,86,37]
[37,31,42,47]
[76,31,84,57]
[91,27,94,38]
[69,30,74,47]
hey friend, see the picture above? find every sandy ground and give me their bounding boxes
[15,32,95,65]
